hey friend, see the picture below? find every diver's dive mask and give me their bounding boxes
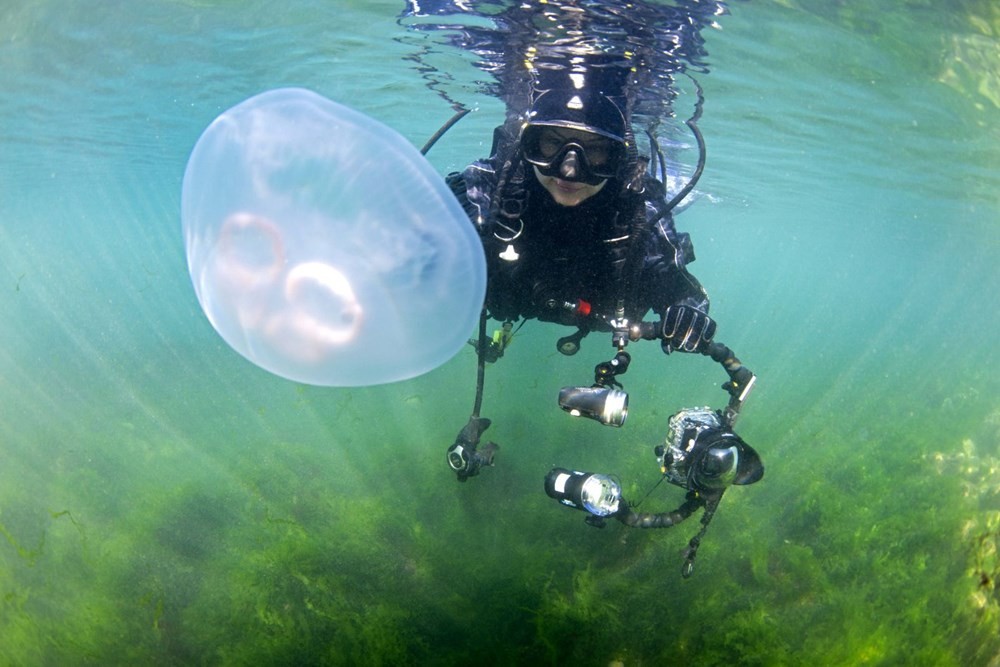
[522,125,625,185]
[520,88,628,185]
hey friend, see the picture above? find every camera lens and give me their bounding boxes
[693,442,738,490]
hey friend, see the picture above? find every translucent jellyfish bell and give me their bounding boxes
[181,88,486,386]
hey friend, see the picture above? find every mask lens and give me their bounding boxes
[522,126,622,181]
[532,127,566,160]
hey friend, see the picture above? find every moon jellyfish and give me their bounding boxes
[181,88,486,386]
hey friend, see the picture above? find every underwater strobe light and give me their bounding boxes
[558,386,629,427]
[544,468,622,519]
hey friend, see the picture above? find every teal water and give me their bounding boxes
[1,1,998,664]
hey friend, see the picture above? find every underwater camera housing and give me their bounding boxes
[656,407,763,492]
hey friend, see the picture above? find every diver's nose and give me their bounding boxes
[559,149,580,180]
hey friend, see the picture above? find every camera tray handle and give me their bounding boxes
[700,341,756,428]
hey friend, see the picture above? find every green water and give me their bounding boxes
[1,1,998,664]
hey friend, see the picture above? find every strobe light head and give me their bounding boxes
[558,386,628,427]
[544,468,622,517]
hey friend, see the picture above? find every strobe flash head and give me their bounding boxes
[558,386,628,427]
[544,468,622,517]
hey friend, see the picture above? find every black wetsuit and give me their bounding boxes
[447,150,710,332]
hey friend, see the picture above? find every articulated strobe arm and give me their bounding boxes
[701,341,757,428]
[615,490,724,578]
[627,318,757,427]
[616,490,705,528]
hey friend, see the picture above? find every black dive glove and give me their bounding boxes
[660,305,716,354]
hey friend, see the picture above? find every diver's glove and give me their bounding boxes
[660,305,716,354]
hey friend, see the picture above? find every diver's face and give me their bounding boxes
[532,165,607,207]
[523,125,620,206]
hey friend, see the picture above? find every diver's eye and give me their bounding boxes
[536,129,565,158]
[583,141,610,166]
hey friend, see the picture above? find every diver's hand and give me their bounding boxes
[660,305,716,353]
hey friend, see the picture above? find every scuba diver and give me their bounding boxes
[445,79,723,477]
[401,0,764,575]
[439,66,763,576]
